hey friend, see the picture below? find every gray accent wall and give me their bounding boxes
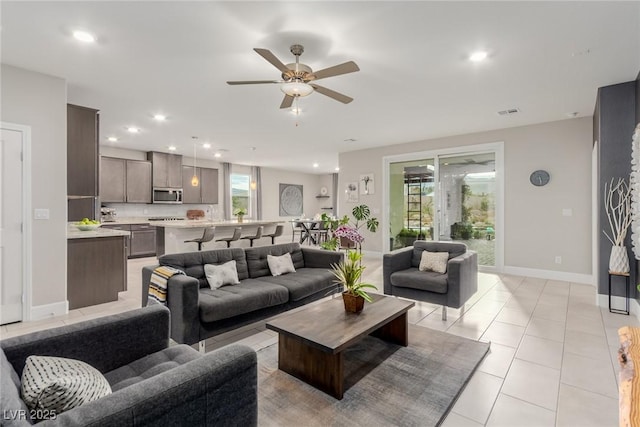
[595,81,637,298]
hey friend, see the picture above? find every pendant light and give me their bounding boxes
[191,137,199,187]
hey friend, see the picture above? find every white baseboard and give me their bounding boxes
[502,266,593,285]
[30,300,68,321]
[597,294,640,322]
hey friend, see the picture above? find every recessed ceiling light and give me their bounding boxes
[335,167,340,172]
[127,126,140,133]
[153,114,166,121]
[291,107,302,115]
[469,51,488,62]
[73,30,96,43]
[214,152,222,158]
[168,146,177,151]
[107,136,118,142]
[203,143,211,149]
[313,163,319,168]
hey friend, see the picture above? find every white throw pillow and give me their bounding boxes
[419,251,449,274]
[21,355,111,416]
[267,253,296,276]
[204,260,240,289]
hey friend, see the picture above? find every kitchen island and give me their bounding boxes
[154,219,283,255]
[67,226,130,309]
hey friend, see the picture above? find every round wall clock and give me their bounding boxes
[530,170,550,187]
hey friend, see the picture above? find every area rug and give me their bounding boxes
[257,324,490,427]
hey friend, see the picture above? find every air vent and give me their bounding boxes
[497,108,520,116]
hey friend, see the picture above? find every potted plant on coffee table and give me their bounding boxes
[331,250,377,313]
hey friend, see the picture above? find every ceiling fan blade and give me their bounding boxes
[254,48,290,73]
[226,80,281,85]
[280,95,295,109]
[307,61,360,81]
[309,84,353,104]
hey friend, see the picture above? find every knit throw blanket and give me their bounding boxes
[148,266,185,305]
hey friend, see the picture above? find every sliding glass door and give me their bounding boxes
[388,148,498,268]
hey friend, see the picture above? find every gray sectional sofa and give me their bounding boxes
[0,304,257,426]
[142,242,343,346]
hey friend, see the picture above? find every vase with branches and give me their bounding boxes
[604,177,632,274]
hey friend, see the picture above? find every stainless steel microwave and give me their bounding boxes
[152,188,183,204]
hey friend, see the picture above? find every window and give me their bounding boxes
[231,173,251,214]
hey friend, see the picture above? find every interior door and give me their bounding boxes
[1,128,24,324]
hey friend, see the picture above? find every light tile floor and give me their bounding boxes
[2,251,636,426]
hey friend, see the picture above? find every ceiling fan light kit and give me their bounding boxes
[227,44,359,109]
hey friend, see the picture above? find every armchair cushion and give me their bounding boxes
[419,251,449,274]
[21,355,112,416]
[104,345,200,391]
[390,268,448,294]
[198,279,289,322]
[411,241,467,268]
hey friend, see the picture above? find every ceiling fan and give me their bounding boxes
[227,44,360,109]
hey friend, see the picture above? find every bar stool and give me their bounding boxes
[241,226,264,247]
[184,227,215,251]
[215,227,242,248]
[263,225,284,244]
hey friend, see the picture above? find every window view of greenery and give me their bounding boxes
[231,174,250,214]
[389,153,496,266]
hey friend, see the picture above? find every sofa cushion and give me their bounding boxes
[198,279,289,322]
[256,267,337,302]
[205,261,241,289]
[104,345,200,392]
[419,251,449,274]
[267,253,296,276]
[160,248,248,288]
[0,349,33,425]
[21,355,112,416]
[245,243,304,278]
[411,241,467,268]
[390,267,448,294]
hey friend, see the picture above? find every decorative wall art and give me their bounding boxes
[279,184,303,216]
[360,173,375,195]
[345,182,358,203]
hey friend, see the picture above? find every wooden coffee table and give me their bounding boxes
[265,293,415,399]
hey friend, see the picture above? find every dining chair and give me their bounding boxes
[310,221,329,245]
[184,227,215,251]
[291,220,303,243]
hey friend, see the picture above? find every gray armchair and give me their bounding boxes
[383,240,478,320]
[0,304,257,426]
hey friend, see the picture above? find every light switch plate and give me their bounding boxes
[34,208,50,220]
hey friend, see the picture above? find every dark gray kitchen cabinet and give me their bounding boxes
[126,160,152,203]
[67,104,99,197]
[100,157,126,203]
[148,151,183,188]
[101,157,151,203]
[181,166,218,204]
[129,224,156,257]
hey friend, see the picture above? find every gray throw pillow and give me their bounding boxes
[21,355,111,417]
[267,253,296,276]
[204,260,241,289]
[419,251,449,274]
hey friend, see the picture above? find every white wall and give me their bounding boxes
[339,117,593,278]
[1,64,68,315]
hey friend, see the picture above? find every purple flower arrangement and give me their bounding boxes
[334,225,364,243]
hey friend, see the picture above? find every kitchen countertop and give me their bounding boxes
[67,226,131,240]
[153,219,282,229]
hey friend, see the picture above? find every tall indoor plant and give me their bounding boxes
[604,177,632,273]
[320,204,379,251]
[331,250,377,313]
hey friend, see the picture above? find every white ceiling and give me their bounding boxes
[2,1,639,174]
